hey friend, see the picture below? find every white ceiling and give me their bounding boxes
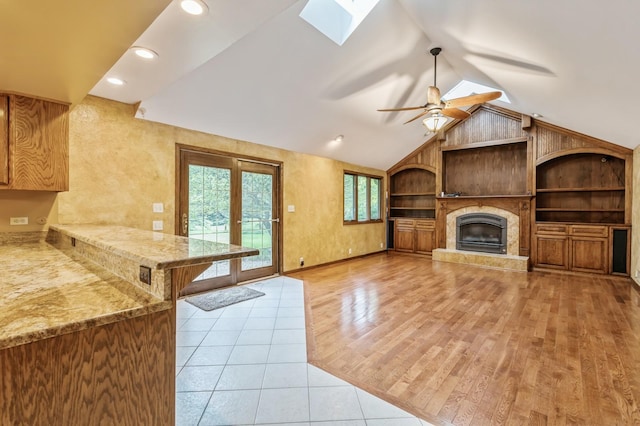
[88,0,640,170]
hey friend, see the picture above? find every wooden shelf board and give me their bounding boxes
[390,192,436,197]
[436,194,532,199]
[390,207,435,211]
[536,187,625,193]
[536,208,625,212]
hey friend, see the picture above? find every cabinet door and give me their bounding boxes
[571,237,608,274]
[11,96,69,191]
[0,95,8,185]
[394,220,415,253]
[415,220,435,255]
[535,235,568,270]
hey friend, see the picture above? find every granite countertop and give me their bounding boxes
[1,225,259,350]
[50,224,259,269]
[0,240,171,350]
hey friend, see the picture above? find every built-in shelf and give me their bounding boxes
[389,168,436,220]
[535,153,626,224]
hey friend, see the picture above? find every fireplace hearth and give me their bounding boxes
[456,213,507,254]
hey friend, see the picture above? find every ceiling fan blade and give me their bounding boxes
[444,91,502,108]
[403,110,430,124]
[442,108,470,120]
[427,86,441,105]
[377,106,425,112]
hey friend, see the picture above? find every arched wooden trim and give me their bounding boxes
[536,148,627,166]
[389,164,437,176]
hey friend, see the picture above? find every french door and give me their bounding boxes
[177,146,280,293]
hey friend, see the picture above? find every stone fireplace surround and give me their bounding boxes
[432,196,531,271]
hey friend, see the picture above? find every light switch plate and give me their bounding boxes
[152,220,163,231]
[152,202,164,213]
[287,205,295,212]
[10,217,28,225]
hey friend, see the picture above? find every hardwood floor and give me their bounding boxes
[289,253,640,425]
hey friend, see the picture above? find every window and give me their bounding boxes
[299,0,381,46]
[443,80,510,104]
[344,171,382,224]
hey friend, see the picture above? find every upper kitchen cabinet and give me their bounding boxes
[0,96,8,185]
[0,94,69,191]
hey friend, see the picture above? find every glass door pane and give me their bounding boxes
[188,164,232,281]
[240,170,273,271]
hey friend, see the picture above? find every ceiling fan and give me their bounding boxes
[378,47,502,131]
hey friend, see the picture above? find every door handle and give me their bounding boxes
[182,213,188,235]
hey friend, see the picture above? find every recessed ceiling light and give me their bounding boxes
[131,46,158,60]
[335,135,344,143]
[180,0,208,15]
[106,77,126,86]
[532,113,543,118]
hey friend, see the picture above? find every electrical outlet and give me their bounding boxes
[299,257,304,267]
[380,242,384,248]
[152,202,164,213]
[10,217,28,225]
[348,248,352,255]
[635,270,639,279]
[152,220,163,231]
[36,217,47,225]
[139,266,152,285]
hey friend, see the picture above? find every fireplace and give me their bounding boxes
[456,213,507,254]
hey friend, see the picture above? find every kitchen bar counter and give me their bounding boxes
[0,239,170,350]
[0,225,259,350]
[50,224,258,269]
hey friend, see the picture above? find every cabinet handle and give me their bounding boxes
[182,213,188,235]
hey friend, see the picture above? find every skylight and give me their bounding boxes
[299,0,380,46]
[443,80,510,104]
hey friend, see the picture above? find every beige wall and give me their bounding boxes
[0,191,58,232]
[40,96,384,272]
[632,146,640,286]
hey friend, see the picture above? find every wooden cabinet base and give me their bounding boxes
[394,219,435,255]
[534,223,627,276]
[0,308,175,426]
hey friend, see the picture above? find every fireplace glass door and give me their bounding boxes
[456,213,507,254]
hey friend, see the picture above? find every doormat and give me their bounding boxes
[185,286,265,311]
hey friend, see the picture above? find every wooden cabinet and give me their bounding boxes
[394,219,435,255]
[535,235,568,270]
[414,220,436,254]
[534,224,616,275]
[0,94,69,191]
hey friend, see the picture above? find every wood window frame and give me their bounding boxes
[343,170,383,225]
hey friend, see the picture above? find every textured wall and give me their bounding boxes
[52,96,384,272]
[632,146,640,286]
[0,191,58,232]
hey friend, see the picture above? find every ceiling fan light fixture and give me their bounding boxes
[180,0,208,15]
[423,113,447,133]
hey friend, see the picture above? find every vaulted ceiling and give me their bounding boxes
[3,0,639,170]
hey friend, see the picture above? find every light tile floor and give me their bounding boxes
[176,276,436,426]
